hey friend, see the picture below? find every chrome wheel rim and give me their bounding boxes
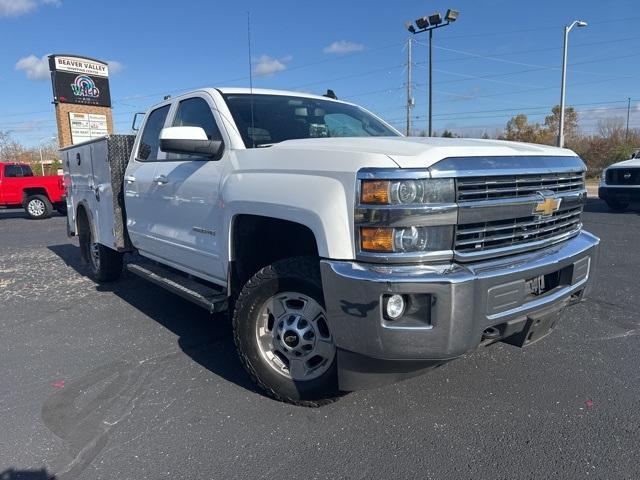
[27,199,45,217]
[256,292,335,381]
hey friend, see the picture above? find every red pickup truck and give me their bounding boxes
[0,162,66,219]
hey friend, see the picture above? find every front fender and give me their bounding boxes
[221,172,355,260]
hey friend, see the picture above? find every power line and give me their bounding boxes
[440,16,640,40]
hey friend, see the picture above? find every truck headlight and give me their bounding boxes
[361,178,455,205]
[360,225,453,253]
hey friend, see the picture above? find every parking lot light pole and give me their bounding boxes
[558,20,587,148]
[405,9,459,137]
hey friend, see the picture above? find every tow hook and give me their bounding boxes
[482,326,501,340]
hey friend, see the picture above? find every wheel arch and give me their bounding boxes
[22,187,50,204]
[227,213,322,295]
[74,201,97,240]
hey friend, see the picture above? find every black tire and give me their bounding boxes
[233,257,339,406]
[79,223,123,282]
[605,199,629,212]
[24,195,52,220]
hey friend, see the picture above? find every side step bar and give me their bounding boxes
[127,261,228,313]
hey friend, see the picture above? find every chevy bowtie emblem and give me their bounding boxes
[624,172,632,180]
[534,196,562,216]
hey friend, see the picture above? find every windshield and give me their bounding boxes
[222,93,400,148]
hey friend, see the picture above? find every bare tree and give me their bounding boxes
[0,131,24,162]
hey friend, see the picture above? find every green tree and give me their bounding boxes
[542,105,578,144]
[503,114,544,143]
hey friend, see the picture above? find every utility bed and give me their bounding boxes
[62,135,136,251]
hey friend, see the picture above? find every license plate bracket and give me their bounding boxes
[501,309,562,348]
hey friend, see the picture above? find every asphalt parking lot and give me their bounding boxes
[0,200,638,480]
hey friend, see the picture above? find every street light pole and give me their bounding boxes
[558,20,587,148]
[428,28,433,137]
[405,9,459,137]
[406,36,413,136]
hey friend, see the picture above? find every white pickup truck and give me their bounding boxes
[63,88,600,405]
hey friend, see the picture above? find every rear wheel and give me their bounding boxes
[24,195,52,220]
[233,257,338,406]
[79,220,123,282]
[605,199,629,212]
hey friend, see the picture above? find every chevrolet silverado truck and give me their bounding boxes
[63,88,600,405]
[0,162,66,219]
[599,156,640,211]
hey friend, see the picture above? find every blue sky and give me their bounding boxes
[1,0,639,146]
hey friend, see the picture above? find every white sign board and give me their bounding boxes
[69,112,108,145]
[54,56,109,77]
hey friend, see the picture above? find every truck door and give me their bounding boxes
[124,104,171,255]
[144,94,226,283]
[1,165,26,205]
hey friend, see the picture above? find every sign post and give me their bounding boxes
[48,54,114,148]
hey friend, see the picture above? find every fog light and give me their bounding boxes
[386,294,405,319]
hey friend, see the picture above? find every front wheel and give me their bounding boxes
[79,223,123,282]
[233,257,338,406]
[24,195,52,219]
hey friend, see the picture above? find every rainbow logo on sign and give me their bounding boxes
[70,75,100,98]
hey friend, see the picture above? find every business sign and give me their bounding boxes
[49,55,111,107]
[69,112,108,144]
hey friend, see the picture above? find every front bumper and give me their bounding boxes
[599,186,640,202]
[320,230,600,390]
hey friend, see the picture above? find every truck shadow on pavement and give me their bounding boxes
[47,243,262,398]
[0,469,55,480]
[584,198,639,214]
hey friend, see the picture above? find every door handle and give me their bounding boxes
[124,175,136,183]
[153,174,169,185]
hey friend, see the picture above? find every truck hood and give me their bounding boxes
[271,136,577,169]
[606,158,640,169]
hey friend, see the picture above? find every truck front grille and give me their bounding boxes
[606,168,640,185]
[457,172,585,202]
[455,206,582,253]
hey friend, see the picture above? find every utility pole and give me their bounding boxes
[406,37,413,136]
[39,146,45,176]
[626,97,631,142]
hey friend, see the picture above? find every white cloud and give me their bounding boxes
[323,40,364,54]
[252,54,290,76]
[107,60,124,74]
[15,54,50,80]
[0,0,61,17]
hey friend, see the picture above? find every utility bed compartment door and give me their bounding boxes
[63,141,95,237]
[62,135,135,249]
[89,139,118,248]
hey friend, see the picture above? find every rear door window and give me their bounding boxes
[137,105,170,161]
[4,165,23,177]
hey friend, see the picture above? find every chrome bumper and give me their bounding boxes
[320,230,599,365]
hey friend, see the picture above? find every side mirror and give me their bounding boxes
[159,126,224,159]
